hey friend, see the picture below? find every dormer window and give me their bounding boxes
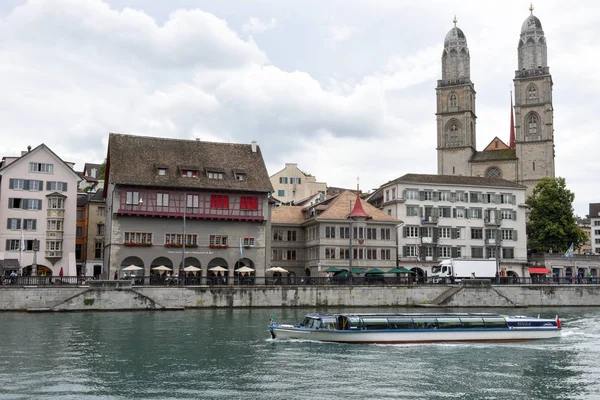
[234,172,246,181]
[181,170,198,178]
[158,168,167,176]
[208,171,223,180]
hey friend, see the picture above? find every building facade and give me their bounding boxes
[369,174,528,280]
[437,8,555,196]
[591,203,600,255]
[76,190,105,277]
[104,134,273,281]
[0,144,80,276]
[271,190,401,277]
[270,163,326,204]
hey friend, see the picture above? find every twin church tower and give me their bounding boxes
[436,6,555,195]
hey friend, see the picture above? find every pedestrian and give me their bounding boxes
[113,271,118,280]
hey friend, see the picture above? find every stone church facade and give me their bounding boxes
[436,8,555,196]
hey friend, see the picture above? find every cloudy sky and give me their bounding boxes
[0,0,596,216]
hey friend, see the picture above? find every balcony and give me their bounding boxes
[485,238,502,246]
[421,216,439,225]
[484,218,501,227]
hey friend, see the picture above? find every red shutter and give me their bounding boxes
[210,195,217,208]
[251,197,258,210]
[240,196,247,209]
[223,196,229,209]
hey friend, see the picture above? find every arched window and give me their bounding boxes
[528,85,537,99]
[528,115,538,135]
[449,93,457,108]
[486,167,501,179]
[448,122,459,144]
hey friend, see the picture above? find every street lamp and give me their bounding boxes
[180,192,186,285]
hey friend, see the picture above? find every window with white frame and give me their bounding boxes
[46,240,62,251]
[439,207,451,218]
[7,218,20,229]
[47,197,64,209]
[486,247,498,259]
[424,247,434,257]
[24,219,36,230]
[502,247,514,259]
[11,179,25,189]
[380,249,391,260]
[439,246,451,258]
[243,237,255,246]
[30,162,53,173]
[47,219,63,231]
[405,189,419,200]
[453,207,466,218]
[405,226,419,238]
[421,227,433,238]
[439,227,451,239]
[404,245,417,257]
[124,232,153,244]
[47,181,67,191]
[339,248,349,259]
[367,228,377,240]
[6,239,21,251]
[406,205,420,217]
[339,227,350,239]
[325,226,336,239]
[126,191,140,205]
[501,229,515,240]
[209,235,228,246]
[422,191,433,201]
[469,208,482,219]
[380,228,390,240]
[157,193,169,207]
[501,210,515,220]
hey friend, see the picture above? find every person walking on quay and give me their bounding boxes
[114,271,118,280]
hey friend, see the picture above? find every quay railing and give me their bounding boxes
[2,275,600,287]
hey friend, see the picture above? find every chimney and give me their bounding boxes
[251,140,257,153]
[27,145,32,153]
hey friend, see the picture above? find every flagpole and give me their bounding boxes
[19,229,24,276]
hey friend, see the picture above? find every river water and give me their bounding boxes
[0,307,598,400]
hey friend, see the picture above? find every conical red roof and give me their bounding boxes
[348,190,371,219]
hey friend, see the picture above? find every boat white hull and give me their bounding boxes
[269,327,561,343]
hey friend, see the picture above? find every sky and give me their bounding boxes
[0,0,596,216]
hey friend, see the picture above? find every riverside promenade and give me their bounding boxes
[1,279,600,311]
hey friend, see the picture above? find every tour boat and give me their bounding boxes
[268,312,561,344]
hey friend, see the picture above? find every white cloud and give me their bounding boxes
[242,17,277,34]
[327,25,355,47]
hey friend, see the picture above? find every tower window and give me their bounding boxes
[449,94,457,108]
[448,123,459,143]
[533,161,536,171]
[528,85,537,99]
[528,115,538,135]
[486,167,501,179]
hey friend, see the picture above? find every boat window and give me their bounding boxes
[301,317,311,327]
[413,318,437,329]
[460,318,485,328]
[387,318,414,329]
[361,318,390,330]
[436,318,462,329]
[483,317,507,328]
[346,316,361,329]
[308,318,320,328]
[321,317,337,330]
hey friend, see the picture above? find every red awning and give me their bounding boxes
[529,267,551,274]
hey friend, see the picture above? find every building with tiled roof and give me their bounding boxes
[104,133,273,281]
[590,203,600,255]
[269,163,327,204]
[369,173,528,281]
[436,8,555,197]
[271,190,402,277]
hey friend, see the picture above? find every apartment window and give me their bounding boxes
[423,247,434,257]
[471,247,484,258]
[353,248,364,260]
[405,189,419,200]
[210,195,229,209]
[439,246,451,258]
[48,198,64,210]
[277,190,285,197]
[594,221,600,226]
[186,194,199,209]
[279,177,288,184]
[206,171,222,179]
[353,227,365,239]
[486,229,497,240]
[76,244,82,260]
[23,219,36,230]
[166,233,198,245]
[97,224,105,235]
[46,181,67,191]
[126,191,140,205]
[76,226,83,238]
[158,168,166,176]
[366,249,377,260]
[29,180,42,191]
[406,205,420,217]
[240,196,259,210]
[182,170,199,178]
[391,188,396,199]
[380,249,391,260]
[471,228,483,240]
[439,227,451,239]
[403,245,418,257]
[209,235,228,246]
[366,228,376,240]
[46,240,62,251]
[124,232,153,244]
[157,193,169,207]
[47,220,63,231]
[29,162,53,173]
[339,227,350,239]
[95,241,103,259]
[97,207,105,217]
[7,218,21,230]
[501,229,515,241]
[486,247,498,259]
[469,192,480,203]
[339,248,349,259]
[405,226,419,238]
[272,249,283,261]
[325,248,336,259]
[502,248,514,259]
[380,228,390,240]
[77,210,84,220]
[243,237,255,246]
[287,231,297,242]
[469,208,482,219]
[10,179,25,189]
[273,230,283,241]
[8,198,42,210]
[6,239,21,251]
[290,177,302,184]
[422,191,433,201]
[286,250,297,260]
[439,207,451,218]
[499,194,514,204]
[501,210,516,220]
[439,191,450,202]
[325,227,336,239]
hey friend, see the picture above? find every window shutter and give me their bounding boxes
[24,180,30,190]
[419,246,425,260]
[23,200,29,210]
[240,197,246,209]
[9,179,15,189]
[5,239,9,251]
[451,228,457,239]
[403,226,407,238]
[63,182,68,191]
[432,192,438,202]
[512,195,516,205]
[419,191,425,201]
[450,192,456,202]
[17,219,21,229]
[452,208,457,218]
[38,180,43,191]
[224,196,229,209]
[433,227,439,241]
[46,181,51,190]
[465,208,470,219]
[6,219,11,229]
[513,230,517,240]
[451,246,458,258]
[402,189,406,200]
[512,210,517,220]
[402,246,408,257]
[432,208,439,218]
[37,199,42,210]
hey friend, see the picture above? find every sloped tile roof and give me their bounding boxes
[590,203,600,217]
[272,206,306,224]
[317,191,400,222]
[470,149,517,162]
[107,133,273,192]
[385,173,526,189]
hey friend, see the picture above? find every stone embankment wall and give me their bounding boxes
[1,284,600,311]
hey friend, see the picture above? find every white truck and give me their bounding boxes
[432,259,497,283]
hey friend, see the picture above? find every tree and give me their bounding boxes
[98,159,106,180]
[526,177,588,253]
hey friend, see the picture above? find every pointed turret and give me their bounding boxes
[348,181,371,220]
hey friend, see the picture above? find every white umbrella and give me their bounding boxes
[236,266,255,273]
[122,265,143,271]
[183,266,201,272]
[266,266,288,273]
[209,266,228,272]
[152,265,172,271]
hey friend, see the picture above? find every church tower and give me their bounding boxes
[436,17,477,176]
[514,5,555,194]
